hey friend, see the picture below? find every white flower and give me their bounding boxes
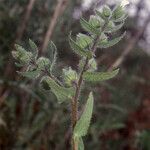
[120,0,129,8]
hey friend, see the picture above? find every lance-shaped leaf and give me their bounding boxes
[98,32,126,48]
[15,62,24,67]
[17,70,40,79]
[74,92,94,138]
[29,39,38,59]
[95,8,111,21]
[112,5,125,20]
[113,14,128,23]
[47,41,57,71]
[83,69,119,82]
[41,76,74,103]
[80,18,100,35]
[105,21,125,33]
[69,33,92,58]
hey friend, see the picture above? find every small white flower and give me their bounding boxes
[120,0,129,8]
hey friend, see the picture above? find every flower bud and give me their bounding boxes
[87,58,97,72]
[36,57,50,70]
[12,45,33,65]
[62,67,78,86]
[76,33,92,49]
[102,5,112,18]
[89,15,104,28]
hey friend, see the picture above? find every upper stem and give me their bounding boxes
[71,18,110,150]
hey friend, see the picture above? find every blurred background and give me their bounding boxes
[0,0,150,149]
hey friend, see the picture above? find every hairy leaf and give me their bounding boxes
[41,76,74,103]
[83,69,119,82]
[29,39,38,59]
[98,32,126,48]
[74,92,94,138]
[105,21,125,33]
[17,70,40,79]
[80,18,100,35]
[69,33,92,58]
[15,62,24,67]
[113,14,128,23]
[112,5,125,20]
[47,41,57,71]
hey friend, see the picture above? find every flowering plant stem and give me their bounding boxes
[71,20,109,149]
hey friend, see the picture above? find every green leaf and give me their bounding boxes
[80,18,100,35]
[83,69,119,82]
[112,5,125,20]
[69,33,92,58]
[29,39,38,59]
[15,62,24,67]
[113,14,128,23]
[105,21,125,33]
[74,92,94,138]
[17,70,40,79]
[41,76,74,103]
[95,10,105,20]
[47,41,57,71]
[98,32,126,48]
[95,8,111,20]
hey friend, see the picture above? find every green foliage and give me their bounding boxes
[47,41,58,72]
[74,92,94,138]
[69,33,92,58]
[80,18,100,35]
[101,5,112,18]
[79,58,97,72]
[12,44,33,65]
[29,39,38,59]
[17,70,40,79]
[112,5,126,20]
[83,69,119,82]
[62,67,78,87]
[11,2,127,149]
[98,32,126,48]
[41,76,74,103]
[88,15,104,28]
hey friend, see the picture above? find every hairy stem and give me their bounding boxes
[71,57,88,150]
[71,18,110,150]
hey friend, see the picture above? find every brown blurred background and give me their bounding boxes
[0,0,150,149]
